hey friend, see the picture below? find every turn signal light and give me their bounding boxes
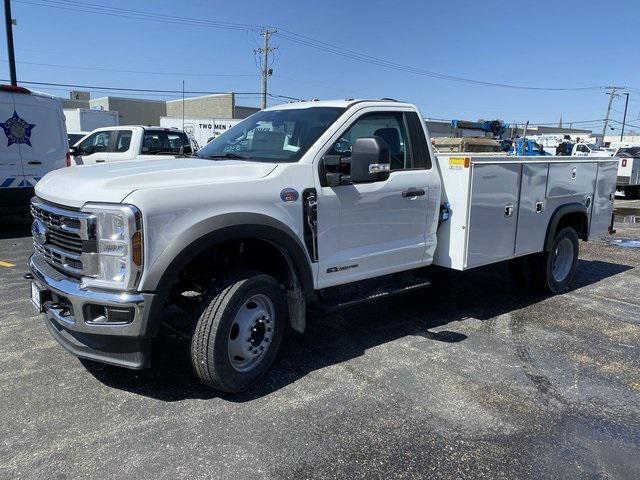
[131,231,143,266]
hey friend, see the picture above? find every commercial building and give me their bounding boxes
[166,93,259,120]
[89,97,167,126]
[57,91,259,126]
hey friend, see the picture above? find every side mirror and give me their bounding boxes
[180,145,193,156]
[349,136,391,183]
[69,146,79,156]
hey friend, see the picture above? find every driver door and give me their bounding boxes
[72,130,115,165]
[315,109,436,288]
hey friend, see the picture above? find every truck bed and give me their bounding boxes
[433,154,618,270]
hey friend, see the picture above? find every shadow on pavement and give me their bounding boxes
[83,258,633,402]
[0,214,32,240]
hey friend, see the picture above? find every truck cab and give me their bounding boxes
[70,125,192,165]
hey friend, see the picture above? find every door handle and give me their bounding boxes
[27,161,42,165]
[95,159,105,163]
[504,204,514,217]
[402,188,425,198]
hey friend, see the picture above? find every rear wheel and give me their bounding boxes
[190,271,287,393]
[529,227,579,293]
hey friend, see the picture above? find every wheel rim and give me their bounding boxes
[227,294,275,373]
[551,238,574,282]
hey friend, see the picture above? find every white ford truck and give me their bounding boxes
[69,125,193,165]
[28,99,618,393]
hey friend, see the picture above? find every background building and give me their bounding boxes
[58,91,260,126]
[166,93,259,120]
[424,119,593,139]
[89,96,167,126]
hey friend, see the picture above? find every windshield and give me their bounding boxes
[196,107,345,162]
[617,146,640,157]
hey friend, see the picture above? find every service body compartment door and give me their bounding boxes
[466,163,521,268]
[515,163,549,255]
[589,160,617,238]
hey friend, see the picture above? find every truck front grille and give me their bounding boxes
[31,197,90,277]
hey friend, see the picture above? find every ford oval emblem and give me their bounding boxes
[32,219,48,244]
[280,188,299,202]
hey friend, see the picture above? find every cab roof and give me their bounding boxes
[264,99,413,111]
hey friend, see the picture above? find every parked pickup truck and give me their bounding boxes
[69,125,192,165]
[28,99,618,393]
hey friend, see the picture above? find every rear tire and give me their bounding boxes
[529,227,579,293]
[190,271,287,393]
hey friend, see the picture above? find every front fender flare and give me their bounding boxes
[144,213,314,301]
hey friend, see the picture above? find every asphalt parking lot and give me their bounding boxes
[1,200,639,479]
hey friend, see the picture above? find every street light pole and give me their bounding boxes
[3,0,17,86]
[620,93,630,141]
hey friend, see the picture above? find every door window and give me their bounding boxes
[142,130,189,154]
[329,112,411,171]
[78,131,113,153]
[115,130,133,152]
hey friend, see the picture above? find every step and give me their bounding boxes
[317,276,431,311]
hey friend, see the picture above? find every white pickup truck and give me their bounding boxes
[69,125,193,165]
[28,99,618,393]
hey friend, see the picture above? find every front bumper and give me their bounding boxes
[29,253,157,369]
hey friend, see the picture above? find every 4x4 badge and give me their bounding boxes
[0,111,36,147]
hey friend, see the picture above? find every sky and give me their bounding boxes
[2,0,640,134]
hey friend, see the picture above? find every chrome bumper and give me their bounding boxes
[29,253,157,369]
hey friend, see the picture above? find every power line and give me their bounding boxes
[277,30,614,92]
[14,0,633,93]
[0,78,301,100]
[0,58,259,77]
[14,0,263,31]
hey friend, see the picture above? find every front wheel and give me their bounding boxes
[190,272,287,393]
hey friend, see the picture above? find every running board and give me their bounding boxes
[317,278,431,311]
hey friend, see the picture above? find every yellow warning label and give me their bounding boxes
[448,157,469,169]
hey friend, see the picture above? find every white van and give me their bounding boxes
[0,85,68,211]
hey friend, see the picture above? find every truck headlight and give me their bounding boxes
[80,203,143,291]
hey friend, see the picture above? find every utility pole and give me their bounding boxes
[620,92,630,141]
[3,0,17,85]
[256,29,277,110]
[601,87,617,146]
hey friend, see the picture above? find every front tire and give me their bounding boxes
[190,272,287,393]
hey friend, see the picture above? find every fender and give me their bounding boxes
[544,203,589,251]
[144,213,315,301]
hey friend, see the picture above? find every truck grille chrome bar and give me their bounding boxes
[30,197,95,277]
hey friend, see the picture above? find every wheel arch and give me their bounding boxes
[143,213,315,333]
[544,203,589,251]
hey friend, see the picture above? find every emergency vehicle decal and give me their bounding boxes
[0,176,41,188]
[0,111,36,147]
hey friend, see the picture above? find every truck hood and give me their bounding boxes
[35,158,278,208]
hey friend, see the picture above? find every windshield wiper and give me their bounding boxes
[201,153,251,160]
